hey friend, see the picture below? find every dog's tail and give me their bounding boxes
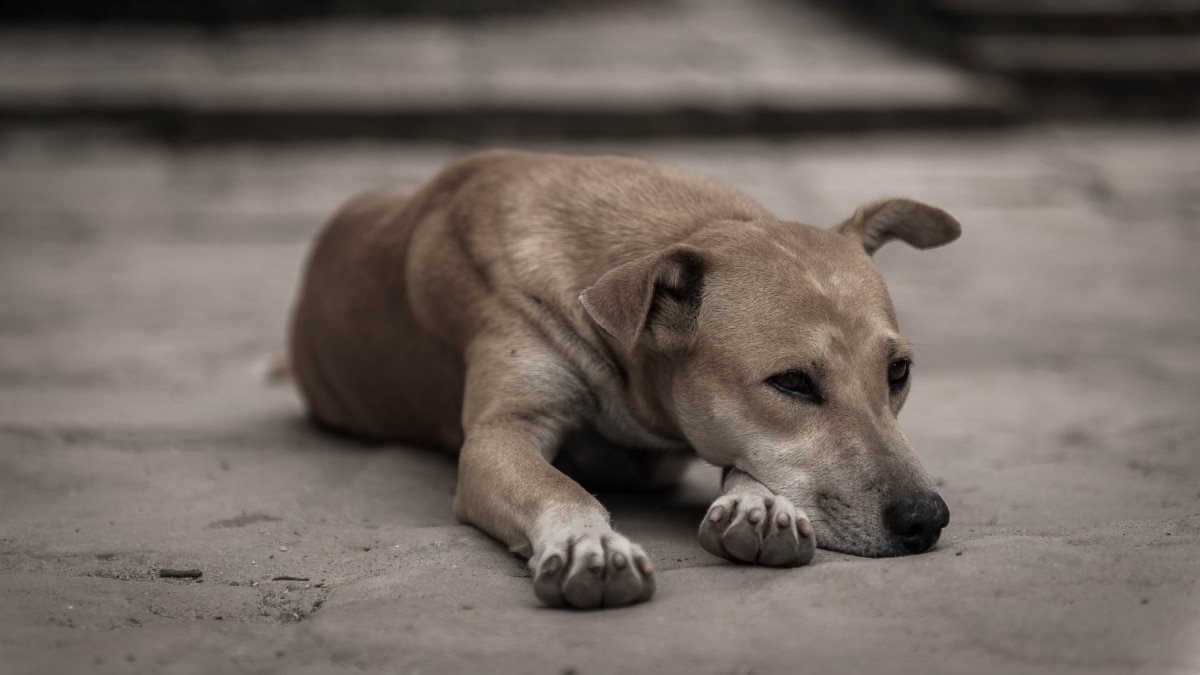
[256,353,293,386]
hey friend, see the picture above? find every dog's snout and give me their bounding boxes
[884,492,949,554]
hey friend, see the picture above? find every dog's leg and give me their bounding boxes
[454,335,655,609]
[699,468,816,567]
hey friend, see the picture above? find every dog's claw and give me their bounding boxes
[699,493,815,567]
[549,554,566,573]
[746,507,764,525]
[530,531,654,609]
[797,516,814,540]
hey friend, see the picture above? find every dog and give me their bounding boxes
[288,149,959,609]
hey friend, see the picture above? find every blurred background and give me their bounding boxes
[0,0,1197,140]
[1,1,1198,674]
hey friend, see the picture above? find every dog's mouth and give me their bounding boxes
[812,522,944,558]
[807,491,949,558]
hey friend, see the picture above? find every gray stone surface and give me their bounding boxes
[0,0,1016,138]
[1,124,1199,674]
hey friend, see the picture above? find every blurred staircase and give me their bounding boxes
[837,0,1200,116]
[0,0,1020,142]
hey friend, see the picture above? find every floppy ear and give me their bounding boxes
[836,198,961,256]
[579,244,708,353]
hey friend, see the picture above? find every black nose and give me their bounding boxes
[884,492,950,554]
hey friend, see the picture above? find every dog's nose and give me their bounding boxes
[884,492,949,554]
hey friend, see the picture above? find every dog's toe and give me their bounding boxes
[601,540,648,607]
[759,497,815,567]
[699,494,738,561]
[633,550,656,603]
[562,547,606,609]
[533,552,569,607]
[723,511,762,562]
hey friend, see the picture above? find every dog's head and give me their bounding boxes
[581,198,960,557]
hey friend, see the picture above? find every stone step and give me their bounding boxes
[0,0,1019,141]
[965,34,1200,73]
[933,0,1200,35]
[957,24,1200,115]
[836,0,1200,115]
[933,0,1200,15]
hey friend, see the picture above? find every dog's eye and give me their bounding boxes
[888,359,910,390]
[767,371,819,401]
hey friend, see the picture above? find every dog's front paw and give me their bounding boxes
[530,530,655,609]
[699,493,815,567]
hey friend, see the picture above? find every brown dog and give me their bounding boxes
[289,149,960,609]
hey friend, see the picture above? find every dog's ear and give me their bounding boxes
[580,244,708,352]
[836,198,961,256]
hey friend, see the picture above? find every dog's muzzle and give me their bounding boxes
[884,492,950,554]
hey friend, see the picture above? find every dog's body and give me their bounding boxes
[290,149,959,609]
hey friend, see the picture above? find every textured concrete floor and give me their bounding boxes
[1,125,1198,674]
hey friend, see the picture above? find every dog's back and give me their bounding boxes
[290,150,769,448]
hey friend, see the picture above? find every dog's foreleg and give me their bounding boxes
[698,468,816,566]
[453,335,655,609]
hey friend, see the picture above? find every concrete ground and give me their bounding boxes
[1,124,1199,674]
